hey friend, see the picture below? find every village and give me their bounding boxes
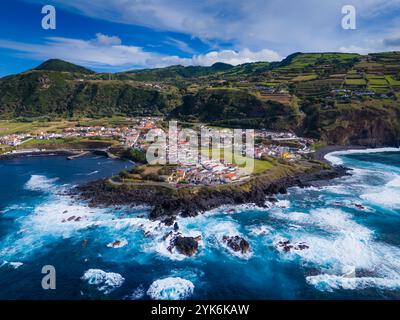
[0,118,158,147]
[0,117,314,187]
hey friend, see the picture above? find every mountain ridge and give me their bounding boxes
[1,51,400,146]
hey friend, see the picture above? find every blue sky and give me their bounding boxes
[0,0,400,76]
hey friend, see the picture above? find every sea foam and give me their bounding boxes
[81,269,125,294]
[147,277,194,300]
[271,206,400,292]
[360,173,400,209]
[306,274,400,292]
[24,175,59,192]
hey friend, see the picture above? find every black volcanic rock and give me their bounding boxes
[222,236,250,254]
[73,165,349,219]
[276,240,309,253]
[174,236,199,257]
[162,216,175,226]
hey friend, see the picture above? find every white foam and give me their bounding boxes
[0,261,24,269]
[293,234,375,269]
[271,208,372,239]
[147,277,194,300]
[322,185,353,195]
[306,274,400,292]
[268,206,400,291]
[0,183,160,263]
[9,262,23,269]
[24,175,59,192]
[203,203,267,216]
[361,188,400,208]
[0,195,113,259]
[248,225,272,236]
[103,216,163,237]
[270,206,400,292]
[274,199,291,209]
[125,285,145,300]
[360,173,400,209]
[175,216,252,259]
[81,269,125,294]
[387,175,400,187]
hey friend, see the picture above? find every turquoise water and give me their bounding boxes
[0,151,400,300]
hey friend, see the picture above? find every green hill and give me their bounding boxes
[34,59,95,74]
[1,53,400,146]
[119,62,235,81]
[0,69,177,118]
[171,88,301,130]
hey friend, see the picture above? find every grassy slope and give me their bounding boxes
[1,53,400,146]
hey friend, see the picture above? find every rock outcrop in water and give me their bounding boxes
[222,235,250,254]
[174,236,199,257]
[276,240,309,253]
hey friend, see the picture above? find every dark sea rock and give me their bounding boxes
[276,240,309,253]
[162,216,175,226]
[174,236,199,257]
[222,235,250,254]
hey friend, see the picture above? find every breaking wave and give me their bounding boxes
[81,269,125,294]
[147,277,194,300]
[24,175,59,192]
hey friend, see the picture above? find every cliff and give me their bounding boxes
[73,162,348,220]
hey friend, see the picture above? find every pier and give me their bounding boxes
[67,151,90,160]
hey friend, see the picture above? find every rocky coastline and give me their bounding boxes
[0,149,111,160]
[0,149,76,160]
[73,164,349,220]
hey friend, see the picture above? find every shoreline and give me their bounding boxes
[315,145,368,163]
[5,144,397,220]
[318,145,400,165]
[0,148,111,160]
[73,164,349,220]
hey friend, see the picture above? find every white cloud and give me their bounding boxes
[339,45,373,55]
[26,0,400,54]
[164,37,196,54]
[189,48,281,66]
[0,36,157,68]
[0,34,281,70]
[93,33,121,46]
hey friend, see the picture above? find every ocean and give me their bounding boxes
[0,150,399,300]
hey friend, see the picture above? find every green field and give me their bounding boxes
[0,116,138,136]
[345,79,367,85]
[385,75,400,86]
[367,78,389,85]
[291,74,318,82]
[201,148,275,175]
